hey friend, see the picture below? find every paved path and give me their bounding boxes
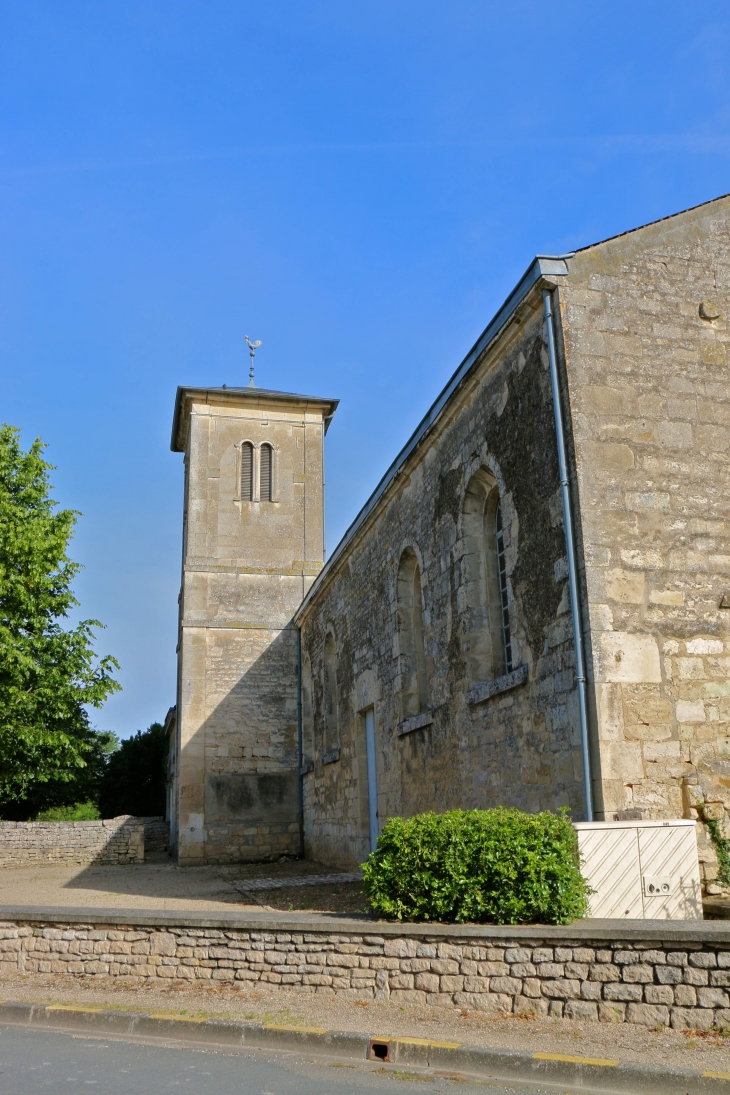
[0,1026,574,1095]
[0,863,253,912]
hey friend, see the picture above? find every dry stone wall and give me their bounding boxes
[0,818,144,867]
[6,918,730,1030]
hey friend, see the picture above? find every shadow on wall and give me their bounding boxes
[174,626,302,865]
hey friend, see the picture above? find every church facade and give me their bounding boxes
[169,194,730,884]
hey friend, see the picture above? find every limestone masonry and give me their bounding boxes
[169,194,730,882]
[7,915,730,1029]
[0,818,144,866]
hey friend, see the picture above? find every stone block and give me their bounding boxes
[540,979,580,999]
[688,951,717,968]
[509,962,536,977]
[414,972,439,993]
[656,966,681,985]
[626,1003,668,1027]
[673,984,697,1006]
[644,985,674,1005]
[463,976,490,993]
[536,962,564,978]
[580,981,602,1001]
[504,948,531,964]
[384,939,418,958]
[564,1001,598,1022]
[604,983,643,1002]
[683,967,709,986]
[490,976,522,995]
[697,986,729,1008]
[589,963,620,982]
[598,1001,625,1023]
[150,934,176,957]
[670,1007,716,1030]
[622,964,654,983]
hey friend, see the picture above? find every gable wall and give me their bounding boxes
[560,197,730,883]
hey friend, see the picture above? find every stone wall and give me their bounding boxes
[558,195,730,883]
[6,914,730,1030]
[0,818,144,867]
[299,304,584,868]
[140,818,170,856]
[171,386,334,865]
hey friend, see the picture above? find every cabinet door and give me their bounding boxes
[638,824,702,920]
[577,826,642,918]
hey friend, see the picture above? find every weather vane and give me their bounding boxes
[245,335,262,387]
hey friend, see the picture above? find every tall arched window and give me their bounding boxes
[462,468,513,682]
[494,502,513,673]
[323,632,339,754]
[301,654,314,769]
[240,443,253,502]
[260,443,273,502]
[397,548,428,719]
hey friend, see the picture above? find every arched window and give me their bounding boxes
[301,654,314,768]
[462,468,513,682]
[260,443,273,502]
[323,632,339,753]
[240,443,253,502]
[397,548,428,719]
[494,502,513,673]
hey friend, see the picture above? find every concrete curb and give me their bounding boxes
[1,1002,729,1093]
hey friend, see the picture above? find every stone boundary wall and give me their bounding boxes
[6,916,730,1030]
[139,818,169,856]
[0,818,144,867]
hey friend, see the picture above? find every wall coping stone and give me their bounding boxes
[2,905,730,943]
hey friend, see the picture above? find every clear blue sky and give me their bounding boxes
[2,1,729,740]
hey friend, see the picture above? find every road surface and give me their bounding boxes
[0,1024,581,1094]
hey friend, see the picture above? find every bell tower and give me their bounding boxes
[169,384,338,863]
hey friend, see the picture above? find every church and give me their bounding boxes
[166,193,730,885]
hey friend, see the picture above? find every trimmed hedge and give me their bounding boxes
[362,807,589,925]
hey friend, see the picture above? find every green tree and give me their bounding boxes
[98,722,168,818]
[0,425,120,811]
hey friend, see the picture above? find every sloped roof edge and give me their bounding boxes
[575,191,730,255]
[294,254,570,625]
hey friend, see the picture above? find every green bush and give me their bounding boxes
[362,807,589,925]
[34,801,100,821]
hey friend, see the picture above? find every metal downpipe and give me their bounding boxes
[542,288,594,822]
[296,626,305,857]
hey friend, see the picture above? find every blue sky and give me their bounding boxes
[2,1,730,739]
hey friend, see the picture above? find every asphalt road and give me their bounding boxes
[0,1025,580,1095]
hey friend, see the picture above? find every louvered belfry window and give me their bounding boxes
[241,443,253,501]
[260,444,272,502]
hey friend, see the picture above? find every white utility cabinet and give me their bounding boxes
[573,819,702,920]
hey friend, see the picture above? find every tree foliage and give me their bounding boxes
[98,722,168,818]
[362,807,590,925]
[0,425,120,808]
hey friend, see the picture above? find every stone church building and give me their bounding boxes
[167,193,730,880]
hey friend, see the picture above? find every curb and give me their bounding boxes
[0,1001,729,1094]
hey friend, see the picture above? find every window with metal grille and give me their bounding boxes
[241,443,253,501]
[260,443,272,501]
[495,503,513,673]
